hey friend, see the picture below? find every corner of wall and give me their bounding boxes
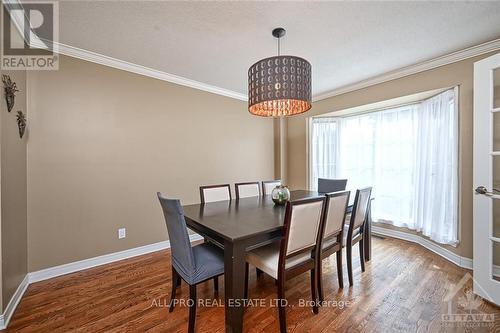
[0,69,29,316]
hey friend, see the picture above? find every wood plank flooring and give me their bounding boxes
[3,237,499,332]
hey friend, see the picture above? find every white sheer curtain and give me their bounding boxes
[310,89,458,245]
[310,118,338,191]
[337,105,418,227]
[412,89,458,244]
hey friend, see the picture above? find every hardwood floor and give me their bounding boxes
[3,237,499,332]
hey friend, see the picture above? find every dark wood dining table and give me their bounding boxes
[182,190,372,333]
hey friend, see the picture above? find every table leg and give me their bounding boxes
[364,200,372,262]
[224,240,246,333]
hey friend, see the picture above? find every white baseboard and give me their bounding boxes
[375,226,500,278]
[0,274,30,330]
[29,234,201,283]
[372,225,474,269]
[0,234,203,329]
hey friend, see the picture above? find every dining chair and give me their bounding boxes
[235,181,265,277]
[199,184,231,249]
[157,193,224,333]
[235,181,261,199]
[345,187,372,286]
[245,196,326,333]
[317,178,348,193]
[262,179,281,196]
[199,184,231,203]
[317,190,350,301]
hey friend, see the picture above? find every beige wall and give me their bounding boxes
[27,56,274,271]
[0,69,28,310]
[287,51,500,260]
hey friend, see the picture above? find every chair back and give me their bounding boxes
[349,187,372,231]
[199,184,231,203]
[157,193,195,277]
[262,180,281,196]
[235,182,260,199]
[322,191,350,241]
[318,178,347,193]
[281,197,325,257]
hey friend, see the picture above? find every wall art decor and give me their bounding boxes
[2,74,19,113]
[16,111,26,138]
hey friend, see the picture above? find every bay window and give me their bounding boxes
[309,89,458,245]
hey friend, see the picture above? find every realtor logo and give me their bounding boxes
[1,0,59,70]
[441,273,495,329]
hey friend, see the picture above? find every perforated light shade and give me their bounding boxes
[248,55,312,117]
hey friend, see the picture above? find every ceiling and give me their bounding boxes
[54,1,500,99]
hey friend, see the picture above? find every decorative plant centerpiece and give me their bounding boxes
[271,185,290,206]
[2,75,19,113]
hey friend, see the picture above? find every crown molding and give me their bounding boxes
[313,38,500,102]
[4,0,500,103]
[53,42,248,101]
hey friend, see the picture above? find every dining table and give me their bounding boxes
[182,190,372,333]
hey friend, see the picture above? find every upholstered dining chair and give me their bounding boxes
[262,180,281,196]
[317,190,350,301]
[235,181,264,276]
[235,181,261,199]
[317,178,348,193]
[199,184,231,249]
[245,196,326,333]
[199,184,231,203]
[345,187,372,286]
[157,193,224,333]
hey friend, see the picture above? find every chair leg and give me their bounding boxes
[359,239,365,272]
[317,259,324,303]
[213,276,218,298]
[277,278,287,333]
[256,267,263,277]
[336,250,344,289]
[310,268,319,314]
[347,244,353,287]
[245,263,249,300]
[188,284,197,333]
[169,267,179,313]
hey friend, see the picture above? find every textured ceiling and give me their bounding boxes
[56,1,500,98]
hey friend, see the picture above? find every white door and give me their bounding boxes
[473,52,500,306]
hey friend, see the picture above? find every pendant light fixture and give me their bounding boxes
[248,28,312,117]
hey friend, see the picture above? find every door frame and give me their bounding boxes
[473,52,500,305]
